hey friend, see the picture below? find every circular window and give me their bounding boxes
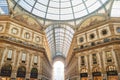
[116,27,120,33]
[12,28,18,35]
[35,36,40,42]
[0,25,3,31]
[24,32,30,39]
[90,34,95,39]
[79,37,84,43]
[102,29,107,35]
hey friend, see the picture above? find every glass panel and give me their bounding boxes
[7,49,13,59]
[72,0,83,6]
[37,0,49,5]
[92,54,97,64]
[111,0,120,17]
[0,0,9,14]
[35,3,47,12]
[73,4,85,12]
[49,1,59,8]
[74,10,88,18]
[88,1,101,13]
[24,0,35,6]
[106,51,112,62]
[22,53,26,61]
[19,0,32,12]
[60,8,72,14]
[32,9,45,17]
[46,14,59,20]
[34,56,38,63]
[61,2,71,8]
[47,7,59,14]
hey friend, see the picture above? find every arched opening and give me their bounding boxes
[106,65,118,80]
[53,61,64,80]
[0,64,12,80]
[30,68,38,79]
[80,68,88,80]
[92,67,102,80]
[17,66,26,80]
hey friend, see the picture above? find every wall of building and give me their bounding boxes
[0,16,52,80]
[65,17,120,80]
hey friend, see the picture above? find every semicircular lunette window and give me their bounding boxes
[14,0,109,21]
[45,24,74,57]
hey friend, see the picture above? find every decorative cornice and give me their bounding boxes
[0,35,45,52]
[74,37,120,53]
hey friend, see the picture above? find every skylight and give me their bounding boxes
[0,0,9,15]
[45,24,74,57]
[111,0,120,17]
[14,0,109,21]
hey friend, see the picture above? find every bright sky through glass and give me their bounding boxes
[53,61,64,80]
[111,0,120,17]
[0,0,9,14]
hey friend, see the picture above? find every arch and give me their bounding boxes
[80,68,88,73]
[30,68,38,78]
[106,65,116,71]
[92,66,102,79]
[0,64,12,77]
[53,61,64,80]
[12,13,43,30]
[17,66,26,78]
[45,23,75,30]
[80,68,88,79]
[106,65,118,79]
[77,14,107,30]
[53,55,65,64]
[92,66,101,72]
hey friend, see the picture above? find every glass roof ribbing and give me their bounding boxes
[45,24,74,57]
[14,0,109,21]
[0,0,9,15]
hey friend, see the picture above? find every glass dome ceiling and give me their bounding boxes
[14,0,109,21]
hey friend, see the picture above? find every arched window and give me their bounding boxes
[92,67,102,78]
[17,66,26,78]
[80,68,88,78]
[106,65,118,78]
[107,65,116,71]
[0,64,12,77]
[81,68,88,73]
[30,68,38,78]
[92,67,101,72]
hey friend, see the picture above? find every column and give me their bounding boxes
[26,52,30,79]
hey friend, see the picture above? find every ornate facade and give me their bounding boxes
[0,16,52,80]
[65,16,120,80]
